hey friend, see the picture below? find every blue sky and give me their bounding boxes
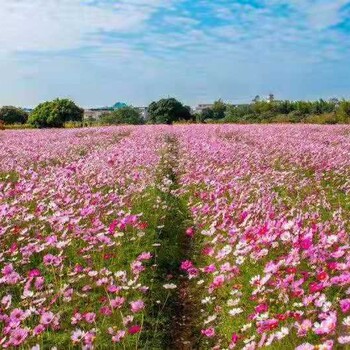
[0,0,349,107]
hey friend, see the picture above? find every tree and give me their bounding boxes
[28,99,83,128]
[100,106,143,125]
[201,108,214,121]
[0,106,28,124]
[252,95,261,103]
[212,99,227,120]
[336,100,350,123]
[147,98,192,124]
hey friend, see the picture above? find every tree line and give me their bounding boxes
[0,97,349,128]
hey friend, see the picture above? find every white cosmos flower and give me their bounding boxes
[228,308,243,316]
[163,283,177,289]
[204,314,217,324]
[343,316,350,326]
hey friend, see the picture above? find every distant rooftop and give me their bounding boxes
[112,102,127,110]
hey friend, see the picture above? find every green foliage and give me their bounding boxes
[100,106,144,125]
[201,108,214,121]
[212,99,227,119]
[336,100,350,123]
[0,106,28,124]
[148,98,192,124]
[28,99,83,128]
[4,123,34,130]
[223,99,349,124]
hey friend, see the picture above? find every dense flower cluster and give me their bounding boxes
[177,125,350,349]
[0,127,162,349]
[0,124,349,349]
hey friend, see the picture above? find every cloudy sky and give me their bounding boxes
[0,0,349,107]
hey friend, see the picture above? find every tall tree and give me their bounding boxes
[0,106,28,124]
[28,99,83,128]
[147,98,192,124]
[212,99,227,120]
[100,106,143,125]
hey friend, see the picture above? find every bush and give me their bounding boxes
[0,120,5,130]
[28,99,83,128]
[304,113,339,124]
[336,101,350,123]
[4,124,34,130]
[100,107,143,125]
[64,121,84,129]
[0,106,28,124]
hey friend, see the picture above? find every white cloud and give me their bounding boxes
[267,0,350,30]
[0,0,172,52]
[0,0,349,106]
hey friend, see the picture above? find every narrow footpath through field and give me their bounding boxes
[131,133,200,349]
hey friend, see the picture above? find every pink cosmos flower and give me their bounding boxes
[131,260,145,274]
[1,263,14,275]
[229,333,239,348]
[188,267,199,279]
[180,260,193,271]
[313,312,337,335]
[202,246,214,256]
[340,299,350,313]
[107,285,121,293]
[71,329,86,343]
[43,254,62,267]
[185,227,195,238]
[99,306,112,316]
[130,300,145,313]
[201,327,215,337]
[84,312,96,324]
[299,237,313,250]
[257,319,279,333]
[255,303,268,314]
[296,319,312,337]
[128,325,141,334]
[209,274,225,292]
[34,276,45,290]
[28,269,41,278]
[111,330,126,343]
[203,264,216,273]
[40,311,55,325]
[33,324,45,336]
[10,308,25,323]
[111,297,125,309]
[137,252,152,261]
[84,331,96,345]
[1,294,12,309]
[9,328,29,346]
[338,336,350,344]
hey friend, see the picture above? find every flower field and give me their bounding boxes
[0,125,349,350]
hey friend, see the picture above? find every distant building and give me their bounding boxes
[112,102,127,110]
[194,104,214,114]
[83,102,127,120]
[135,107,148,120]
[84,108,111,120]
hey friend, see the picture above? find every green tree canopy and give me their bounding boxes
[0,106,28,124]
[28,99,83,128]
[211,99,227,120]
[201,108,214,121]
[147,98,192,124]
[100,106,143,125]
[336,100,350,123]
